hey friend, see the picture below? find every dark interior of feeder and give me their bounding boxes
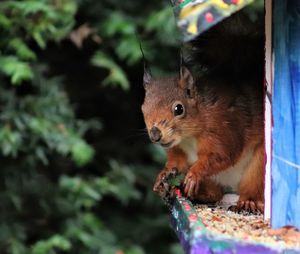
[183,5,265,82]
[171,6,265,214]
[187,6,265,213]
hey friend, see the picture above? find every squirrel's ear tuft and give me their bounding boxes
[143,68,152,88]
[179,66,195,98]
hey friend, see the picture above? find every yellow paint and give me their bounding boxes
[187,18,198,34]
[179,0,245,20]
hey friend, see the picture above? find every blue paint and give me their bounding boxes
[272,0,300,229]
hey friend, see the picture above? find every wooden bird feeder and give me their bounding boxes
[168,0,300,253]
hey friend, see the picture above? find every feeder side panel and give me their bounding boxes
[272,0,300,229]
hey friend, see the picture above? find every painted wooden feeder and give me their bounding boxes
[168,0,300,253]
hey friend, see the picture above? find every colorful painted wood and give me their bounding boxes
[171,0,254,41]
[272,0,300,229]
[170,189,300,254]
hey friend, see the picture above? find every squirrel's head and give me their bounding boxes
[142,66,199,149]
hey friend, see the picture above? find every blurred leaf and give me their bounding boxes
[170,243,184,254]
[145,7,180,45]
[35,146,48,165]
[91,51,129,90]
[0,56,33,84]
[0,126,22,157]
[31,235,71,254]
[71,140,95,167]
[116,36,142,65]
[107,161,142,204]
[32,31,46,49]
[126,246,145,254]
[8,38,36,60]
[60,175,102,209]
[101,12,135,37]
[0,13,11,29]
[9,239,27,254]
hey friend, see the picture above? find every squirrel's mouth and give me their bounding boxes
[160,140,175,148]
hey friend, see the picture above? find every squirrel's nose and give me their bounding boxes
[150,127,162,142]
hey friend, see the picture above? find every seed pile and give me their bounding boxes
[195,200,300,250]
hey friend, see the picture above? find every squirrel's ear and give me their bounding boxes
[143,68,152,88]
[179,66,195,98]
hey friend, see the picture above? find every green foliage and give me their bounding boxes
[0,0,76,84]
[59,161,141,209]
[0,66,97,166]
[0,56,33,85]
[145,7,180,45]
[0,0,76,47]
[31,235,71,254]
[91,52,130,90]
[8,38,37,61]
[0,0,186,254]
[88,0,180,89]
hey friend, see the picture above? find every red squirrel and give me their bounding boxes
[141,66,264,213]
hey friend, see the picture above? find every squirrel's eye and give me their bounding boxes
[173,104,185,116]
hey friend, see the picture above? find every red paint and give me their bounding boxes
[231,0,239,4]
[183,202,191,211]
[205,12,214,23]
[175,188,182,197]
[188,214,198,222]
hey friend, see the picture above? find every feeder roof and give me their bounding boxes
[171,0,254,41]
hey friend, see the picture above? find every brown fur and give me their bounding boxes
[142,67,264,212]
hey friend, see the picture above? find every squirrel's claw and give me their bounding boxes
[153,173,165,193]
[183,170,201,198]
[229,200,264,214]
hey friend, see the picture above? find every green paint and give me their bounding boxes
[168,173,185,187]
[177,0,193,9]
[209,241,233,252]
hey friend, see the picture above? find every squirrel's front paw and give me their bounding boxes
[183,170,201,198]
[153,167,181,207]
[153,167,178,194]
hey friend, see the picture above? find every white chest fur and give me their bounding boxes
[178,137,253,193]
[178,137,198,165]
[212,151,253,192]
